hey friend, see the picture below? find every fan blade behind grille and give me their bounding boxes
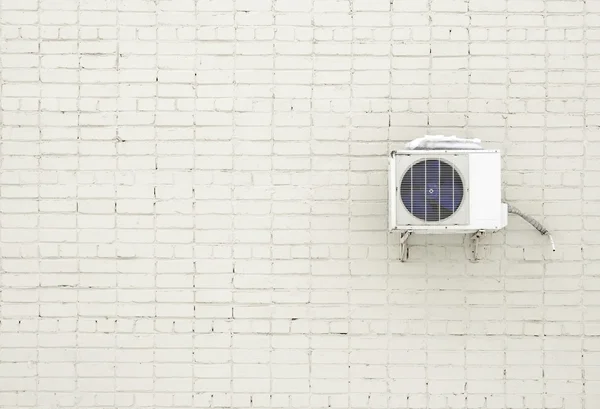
[400,158,464,222]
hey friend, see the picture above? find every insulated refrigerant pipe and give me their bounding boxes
[506,203,556,252]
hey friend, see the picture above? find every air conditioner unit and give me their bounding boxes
[389,149,508,234]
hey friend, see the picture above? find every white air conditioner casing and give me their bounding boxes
[389,149,508,234]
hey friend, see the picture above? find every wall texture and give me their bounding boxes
[0,0,598,408]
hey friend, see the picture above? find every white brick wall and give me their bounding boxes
[0,0,597,407]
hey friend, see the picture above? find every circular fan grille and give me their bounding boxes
[400,159,464,222]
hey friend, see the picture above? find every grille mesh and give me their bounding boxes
[400,159,464,222]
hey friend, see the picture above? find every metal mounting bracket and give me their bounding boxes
[399,231,412,262]
[470,230,486,262]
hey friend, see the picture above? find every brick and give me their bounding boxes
[0,0,595,405]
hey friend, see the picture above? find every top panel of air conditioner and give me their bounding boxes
[389,150,508,234]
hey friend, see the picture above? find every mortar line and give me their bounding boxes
[36,0,42,406]
[112,0,119,402]
[386,1,394,409]
[192,0,199,400]
[308,0,316,404]
[268,0,275,402]
[153,0,159,399]
[542,0,550,402]
[580,1,588,405]
[231,0,238,401]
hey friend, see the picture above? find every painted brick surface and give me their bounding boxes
[0,0,597,408]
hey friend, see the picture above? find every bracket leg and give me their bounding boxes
[470,230,486,262]
[399,231,412,262]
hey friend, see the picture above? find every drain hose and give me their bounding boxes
[506,204,556,252]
